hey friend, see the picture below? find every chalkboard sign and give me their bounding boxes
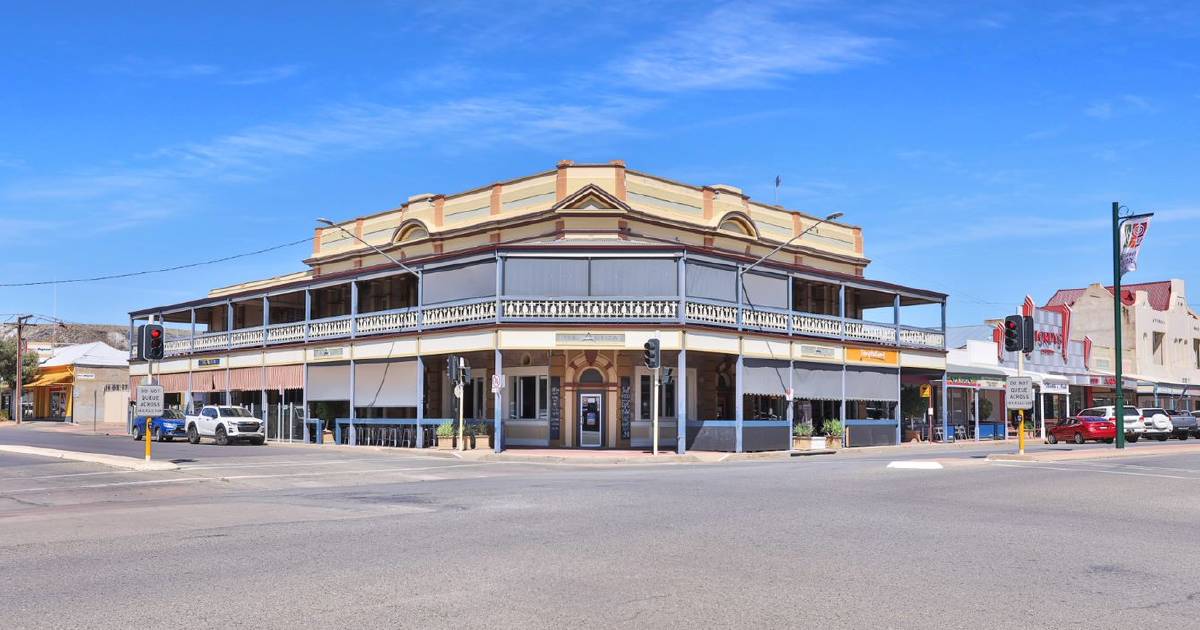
[620,377,632,439]
[549,377,561,440]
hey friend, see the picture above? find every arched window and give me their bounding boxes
[718,215,755,237]
[579,368,605,385]
[395,222,429,243]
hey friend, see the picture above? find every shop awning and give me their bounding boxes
[742,358,789,397]
[845,366,899,402]
[793,363,843,401]
[24,371,72,388]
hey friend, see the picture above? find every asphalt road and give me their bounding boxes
[3,427,1200,629]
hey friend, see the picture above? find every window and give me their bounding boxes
[1153,332,1165,365]
[638,374,677,420]
[1194,339,1200,369]
[508,374,549,420]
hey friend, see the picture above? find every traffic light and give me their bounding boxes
[642,338,661,369]
[1002,315,1022,353]
[661,367,674,385]
[1021,315,1035,354]
[446,355,460,384]
[458,357,470,385]
[138,324,165,361]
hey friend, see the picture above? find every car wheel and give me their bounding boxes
[187,425,200,445]
[1179,432,1189,441]
[1157,434,1169,442]
[1074,432,1085,445]
[132,426,143,441]
[1046,433,1058,444]
[215,426,229,446]
[1104,438,1114,444]
[1127,434,1140,443]
[154,428,166,442]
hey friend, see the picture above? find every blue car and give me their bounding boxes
[133,409,187,442]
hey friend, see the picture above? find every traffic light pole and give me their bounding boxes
[1017,350,1025,456]
[652,366,660,455]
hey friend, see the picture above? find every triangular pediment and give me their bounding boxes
[552,183,632,214]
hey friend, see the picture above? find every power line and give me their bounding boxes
[0,236,311,288]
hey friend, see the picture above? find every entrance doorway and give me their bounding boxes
[579,392,603,448]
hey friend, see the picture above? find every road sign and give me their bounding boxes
[453,382,464,399]
[1005,376,1034,410]
[919,383,932,398]
[135,385,164,417]
[491,373,504,393]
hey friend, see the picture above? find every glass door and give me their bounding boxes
[579,393,603,448]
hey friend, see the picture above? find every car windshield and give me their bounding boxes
[1124,407,1140,416]
[1142,408,1167,416]
[218,407,255,417]
[162,410,184,419]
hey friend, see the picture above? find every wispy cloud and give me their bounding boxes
[614,3,882,91]
[1085,94,1155,119]
[2,93,657,232]
[94,56,300,86]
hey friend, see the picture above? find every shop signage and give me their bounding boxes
[556,333,625,346]
[846,348,898,365]
[1041,381,1070,395]
[197,358,221,367]
[797,344,836,360]
[76,372,96,380]
[312,347,343,359]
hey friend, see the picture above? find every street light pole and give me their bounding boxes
[12,315,31,424]
[1111,202,1154,450]
[740,212,844,276]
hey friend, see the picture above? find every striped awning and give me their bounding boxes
[228,367,264,391]
[266,365,303,391]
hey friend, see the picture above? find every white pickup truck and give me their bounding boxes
[185,405,266,446]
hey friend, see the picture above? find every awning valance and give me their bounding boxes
[24,371,72,388]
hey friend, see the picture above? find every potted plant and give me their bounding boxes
[435,420,457,450]
[823,419,843,450]
[792,423,825,450]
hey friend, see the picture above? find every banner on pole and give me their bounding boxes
[1120,216,1151,275]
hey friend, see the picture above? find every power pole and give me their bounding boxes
[13,315,31,424]
[1112,201,1125,449]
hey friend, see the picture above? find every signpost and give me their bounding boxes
[1006,376,1034,455]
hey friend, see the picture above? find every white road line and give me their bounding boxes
[0,469,140,481]
[215,462,491,481]
[179,458,405,471]
[992,463,1198,480]
[886,461,944,470]
[2,477,211,495]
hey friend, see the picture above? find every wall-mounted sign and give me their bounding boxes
[846,348,898,365]
[76,372,96,380]
[556,333,626,346]
[313,347,344,359]
[1041,381,1070,395]
[197,358,222,367]
[620,377,632,440]
[549,377,561,441]
[797,344,836,360]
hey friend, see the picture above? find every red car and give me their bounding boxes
[1046,415,1116,444]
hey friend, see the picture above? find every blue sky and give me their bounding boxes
[2,1,1198,327]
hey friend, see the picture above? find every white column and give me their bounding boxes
[677,347,687,454]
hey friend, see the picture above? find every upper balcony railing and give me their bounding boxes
[144,294,944,359]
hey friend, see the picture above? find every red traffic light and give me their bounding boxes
[1006,321,1018,330]
[150,328,162,339]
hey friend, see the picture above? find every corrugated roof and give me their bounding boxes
[41,342,128,368]
[1045,281,1173,312]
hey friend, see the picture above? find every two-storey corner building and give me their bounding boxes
[128,161,948,452]
[1045,279,1200,411]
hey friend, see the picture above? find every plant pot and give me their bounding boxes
[476,434,491,449]
[825,436,842,450]
[793,436,826,450]
[436,435,457,450]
